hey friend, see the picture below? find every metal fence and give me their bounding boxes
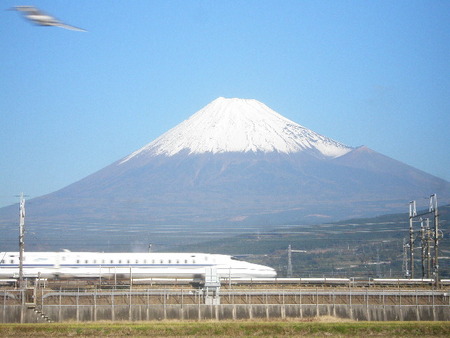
[1,287,449,322]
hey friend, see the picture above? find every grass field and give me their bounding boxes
[1,318,449,337]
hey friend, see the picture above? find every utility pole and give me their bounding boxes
[287,245,292,277]
[376,247,382,278]
[420,218,428,278]
[426,218,432,278]
[430,194,440,287]
[18,193,26,288]
[419,217,432,279]
[287,245,307,277]
[402,238,410,278]
[409,201,416,278]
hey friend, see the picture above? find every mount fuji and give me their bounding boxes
[1,97,449,234]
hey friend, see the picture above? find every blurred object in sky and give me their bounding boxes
[10,5,86,32]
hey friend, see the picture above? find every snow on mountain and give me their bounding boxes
[120,97,353,164]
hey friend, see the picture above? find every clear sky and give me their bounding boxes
[1,1,449,208]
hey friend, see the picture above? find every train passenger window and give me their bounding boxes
[168,260,171,264]
[102,260,105,264]
[110,260,114,264]
[192,260,196,264]
[0,260,4,264]
[127,260,130,264]
[185,260,188,264]
[10,260,14,264]
[144,259,147,264]
[176,260,179,264]
[118,260,122,264]
[93,260,96,264]
[77,260,80,264]
[85,260,88,264]
[160,260,163,264]
[152,260,155,264]
[135,260,139,264]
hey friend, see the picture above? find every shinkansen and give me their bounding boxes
[0,251,276,279]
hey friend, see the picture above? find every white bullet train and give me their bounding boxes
[0,251,276,280]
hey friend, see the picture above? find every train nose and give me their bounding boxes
[266,267,277,278]
[257,266,277,278]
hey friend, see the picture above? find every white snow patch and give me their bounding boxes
[120,97,352,164]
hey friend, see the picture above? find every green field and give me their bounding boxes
[1,319,450,337]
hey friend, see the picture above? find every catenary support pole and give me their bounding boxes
[409,201,416,278]
[18,193,26,289]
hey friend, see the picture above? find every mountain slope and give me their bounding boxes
[0,97,449,238]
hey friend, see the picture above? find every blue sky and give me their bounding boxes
[1,1,449,208]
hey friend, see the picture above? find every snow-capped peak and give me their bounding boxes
[120,97,352,163]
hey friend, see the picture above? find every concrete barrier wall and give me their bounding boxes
[1,304,449,323]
